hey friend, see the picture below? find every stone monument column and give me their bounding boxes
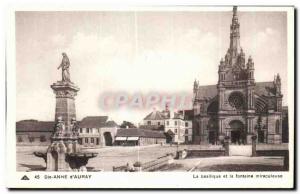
[46,53,80,171]
[51,81,79,128]
[35,53,97,171]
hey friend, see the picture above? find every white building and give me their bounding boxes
[78,116,119,147]
[141,106,193,144]
[164,112,193,144]
[142,110,167,131]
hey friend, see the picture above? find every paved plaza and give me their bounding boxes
[17,144,287,172]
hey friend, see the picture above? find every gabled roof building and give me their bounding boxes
[115,128,166,146]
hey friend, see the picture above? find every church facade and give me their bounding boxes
[193,7,283,145]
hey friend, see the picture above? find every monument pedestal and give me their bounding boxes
[35,80,97,171]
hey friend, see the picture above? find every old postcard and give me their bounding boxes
[6,6,294,189]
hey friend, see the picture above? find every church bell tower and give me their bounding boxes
[217,6,256,144]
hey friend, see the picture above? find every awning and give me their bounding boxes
[127,137,139,141]
[115,137,127,141]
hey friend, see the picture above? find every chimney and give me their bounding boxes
[170,111,174,119]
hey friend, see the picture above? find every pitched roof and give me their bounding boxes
[78,116,108,128]
[195,82,276,100]
[16,120,55,132]
[139,124,164,131]
[173,112,184,119]
[254,82,275,96]
[105,120,119,127]
[195,85,218,100]
[17,116,117,132]
[116,128,166,138]
[144,110,166,120]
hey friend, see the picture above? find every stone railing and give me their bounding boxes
[112,154,174,172]
[112,165,128,172]
[142,154,174,171]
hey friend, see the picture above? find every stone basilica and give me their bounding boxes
[193,7,283,145]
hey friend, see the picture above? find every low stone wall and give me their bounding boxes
[256,149,289,170]
[112,165,128,172]
[185,149,225,158]
[142,154,174,171]
[112,154,174,172]
[229,145,252,156]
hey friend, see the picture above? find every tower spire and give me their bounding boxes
[229,6,240,53]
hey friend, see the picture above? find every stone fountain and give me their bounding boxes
[34,53,97,171]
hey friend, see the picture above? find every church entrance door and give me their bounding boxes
[208,131,216,144]
[258,130,265,143]
[231,130,241,144]
[229,120,245,145]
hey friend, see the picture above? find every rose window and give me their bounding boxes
[228,92,244,109]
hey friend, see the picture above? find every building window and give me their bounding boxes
[185,122,188,127]
[80,128,82,133]
[17,136,23,142]
[40,135,47,142]
[175,121,177,126]
[78,138,82,145]
[166,121,169,126]
[91,138,94,143]
[158,122,160,126]
[28,136,35,143]
[175,129,178,134]
[85,138,88,143]
[147,121,151,125]
[96,138,99,145]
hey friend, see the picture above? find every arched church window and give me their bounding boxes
[207,101,218,114]
[228,92,244,110]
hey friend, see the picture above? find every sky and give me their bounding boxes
[15,9,288,125]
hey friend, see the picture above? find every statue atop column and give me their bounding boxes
[57,52,71,82]
[34,53,97,171]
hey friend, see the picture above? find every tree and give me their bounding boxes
[120,121,137,129]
